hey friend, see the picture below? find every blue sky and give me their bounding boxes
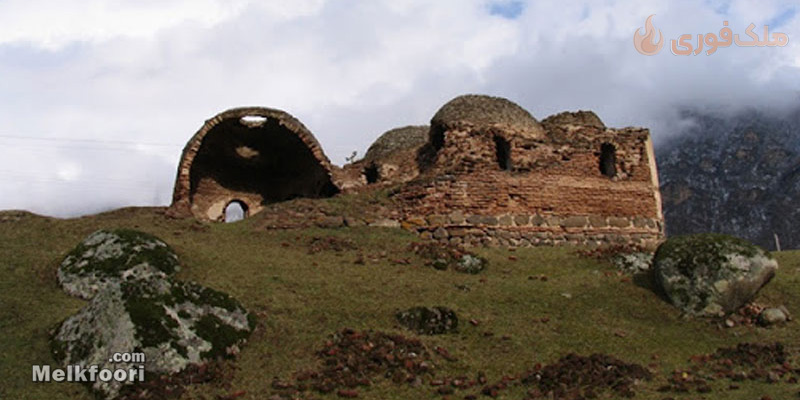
[489,0,525,19]
[767,7,796,27]
[0,0,797,217]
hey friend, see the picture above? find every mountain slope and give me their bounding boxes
[657,107,800,250]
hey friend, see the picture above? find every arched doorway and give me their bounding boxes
[224,200,248,223]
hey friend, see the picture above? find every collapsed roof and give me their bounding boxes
[168,107,338,221]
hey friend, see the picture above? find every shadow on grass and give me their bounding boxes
[632,268,672,305]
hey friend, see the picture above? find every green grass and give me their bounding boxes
[1,207,799,399]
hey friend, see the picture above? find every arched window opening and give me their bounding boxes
[363,163,380,184]
[494,135,512,171]
[599,143,617,178]
[430,125,445,151]
[224,200,248,223]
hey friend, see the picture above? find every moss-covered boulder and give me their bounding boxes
[396,306,458,335]
[653,234,778,316]
[58,229,180,299]
[51,276,255,399]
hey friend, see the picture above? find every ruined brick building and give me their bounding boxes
[168,95,664,247]
[168,107,339,221]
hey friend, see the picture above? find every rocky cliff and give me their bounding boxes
[657,107,800,250]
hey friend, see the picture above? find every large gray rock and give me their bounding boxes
[653,234,778,316]
[58,229,180,299]
[51,276,255,399]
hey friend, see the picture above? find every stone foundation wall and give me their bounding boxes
[393,212,662,248]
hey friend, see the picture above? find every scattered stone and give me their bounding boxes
[613,252,653,274]
[273,329,443,398]
[578,244,654,275]
[396,306,458,335]
[57,229,180,300]
[456,254,487,274]
[758,308,788,326]
[662,342,799,394]
[653,234,778,316]
[474,353,652,399]
[434,346,458,361]
[409,242,487,274]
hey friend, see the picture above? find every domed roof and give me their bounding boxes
[364,125,428,161]
[431,94,545,138]
[541,110,605,129]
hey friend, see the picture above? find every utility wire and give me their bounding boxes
[0,142,180,152]
[0,134,183,147]
[0,170,162,186]
[0,177,159,192]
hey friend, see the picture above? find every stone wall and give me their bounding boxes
[402,212,662,248]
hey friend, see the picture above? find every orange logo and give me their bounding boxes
[634,14,664,55]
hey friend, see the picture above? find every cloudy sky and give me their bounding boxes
[0,0,797,217]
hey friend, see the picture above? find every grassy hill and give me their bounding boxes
[1,200,799,400]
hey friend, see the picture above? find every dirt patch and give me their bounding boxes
[116,361,236,400]
[660,342,800,394]
[514,353,651,399]
[307,236,358,254]
[271,329,455,399]
[431,353,651,399]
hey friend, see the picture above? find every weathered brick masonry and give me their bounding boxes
[372,95,664,248]
[168,95,664,247]
[167,107,338,221]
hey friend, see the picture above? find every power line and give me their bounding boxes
[0,142,181,153]
[0,176,167,192]
[0,134,183,148]
[0,170,163,186]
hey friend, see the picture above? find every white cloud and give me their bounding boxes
[0,0,798,217]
